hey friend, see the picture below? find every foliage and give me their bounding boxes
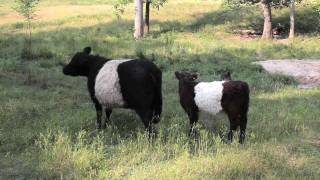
[114,0,167,18]
[224,0,302,8]
[314,3,320,12]
[13,0,40,59]
[223,0,257,9]
[151,0,167,9]
[311,0,320,30]
[114,0,131,18]
[14,0,39,20]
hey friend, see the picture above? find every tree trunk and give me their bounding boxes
[134,0,144,39]
[260,0,273,39]
[289,0,295,38]
[28,20,32,59]
[145,0,151,33]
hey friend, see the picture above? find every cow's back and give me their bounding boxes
[117,60,161,109]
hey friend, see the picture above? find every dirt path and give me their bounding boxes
[254,60,320,88]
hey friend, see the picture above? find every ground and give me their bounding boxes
[0,0,320,179]
[255,60,320,88]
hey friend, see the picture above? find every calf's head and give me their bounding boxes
[63,47,92,76]
[175,71,198,83]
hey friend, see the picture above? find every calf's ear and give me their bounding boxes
[225,71,231,80]
[192,73,198,80]
[175,71,181,79]
[83,47,92,54]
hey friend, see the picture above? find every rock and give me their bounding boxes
[253,60,320,88]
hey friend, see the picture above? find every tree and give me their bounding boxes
[14,0,40,58]
[289,0,295,38]
[134,0,144,39]
[226,0,297,39]
[260,0,273,39]
[145,0,151,33]
[145,0,167,33]
[114,0,167,38]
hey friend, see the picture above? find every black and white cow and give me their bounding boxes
[63,47,162,133]
[175,71,249,144]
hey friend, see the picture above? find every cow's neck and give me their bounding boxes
[85,56,109,78]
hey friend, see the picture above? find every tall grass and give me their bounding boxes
[0,0,319,179]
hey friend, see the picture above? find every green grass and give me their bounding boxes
[0,0,320,179]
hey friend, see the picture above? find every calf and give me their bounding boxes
[175,71,249,144]
[63,47,162,133]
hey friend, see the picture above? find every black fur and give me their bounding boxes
[221,81,249,144]
[175,71,249,144]
[118,60,162,127]
[175,71,199,135]
[63,47,162,132]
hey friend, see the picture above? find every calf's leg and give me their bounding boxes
[187,110,199,137]
[227,123,237,142]
[227,113,238,142]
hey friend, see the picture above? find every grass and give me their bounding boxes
[0,0,320,179]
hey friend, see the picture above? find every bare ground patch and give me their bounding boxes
[254,60,320,88]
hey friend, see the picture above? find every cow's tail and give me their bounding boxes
[151,68,162,124]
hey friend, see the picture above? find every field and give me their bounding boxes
[0,0,320,179]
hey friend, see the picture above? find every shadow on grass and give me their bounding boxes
[273,5,320,35]
[149,4,319,36]
[1,6,319,62]
[1,3,319,58]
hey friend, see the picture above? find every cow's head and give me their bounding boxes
[63,47,92,76]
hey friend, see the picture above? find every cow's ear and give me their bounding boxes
[175,71,181,79]
[83,47,91,54]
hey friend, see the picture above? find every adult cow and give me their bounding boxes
[63,47,162,133]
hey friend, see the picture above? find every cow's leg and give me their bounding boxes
[103,109,112,129]
[137,108,154,138]
[93,101,103,129]
[239,114,247,144]
[187,109,199,137]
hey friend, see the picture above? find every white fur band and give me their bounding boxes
[94,59,132,108]
[194,81,224,114]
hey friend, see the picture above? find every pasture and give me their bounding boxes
[0,0,320,179]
